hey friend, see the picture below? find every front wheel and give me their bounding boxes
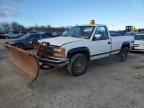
[119,47,128,62]
[67,54,88,76]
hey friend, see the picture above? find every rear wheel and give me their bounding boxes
[119,47,128,62]
[67,54,88,76]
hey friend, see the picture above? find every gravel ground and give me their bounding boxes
[0,39,9,46]
[0,46,144,108]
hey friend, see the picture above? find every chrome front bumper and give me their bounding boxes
[36,55,69,67]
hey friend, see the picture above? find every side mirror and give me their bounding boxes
[94,34,102,40]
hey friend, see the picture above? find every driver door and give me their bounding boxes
[90,26,111,60]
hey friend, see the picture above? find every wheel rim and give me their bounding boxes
[74,59,86,74]
[121,49,127,60]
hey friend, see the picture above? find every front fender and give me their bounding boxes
[67,47,90,59]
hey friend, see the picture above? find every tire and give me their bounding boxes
[16,43,25,49]
[67,54,88,76]
[119,47,128,62]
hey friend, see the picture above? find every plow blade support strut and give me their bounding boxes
[5,44,39,80]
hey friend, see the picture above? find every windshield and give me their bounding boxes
[63,26,95,39]
[19,34,30,39]
[134,35,144,40]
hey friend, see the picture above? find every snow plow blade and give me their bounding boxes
[5,44,40,80]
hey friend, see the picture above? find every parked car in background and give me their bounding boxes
[110,32,124,37]
[131,33,144,51]
[125,32,137,36]
[0,33,4,39]
[19,32,28,38]
[0,33,9,39]
[5,32,55,49]
[52,32,63,37]
[7,32,22,38]
[110,31,125,36]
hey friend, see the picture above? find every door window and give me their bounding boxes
[94,26,109,40]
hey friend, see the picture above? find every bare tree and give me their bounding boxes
[11,22,25,32]
[0,22,11,32]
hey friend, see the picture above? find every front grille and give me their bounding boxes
[37,45,54,58]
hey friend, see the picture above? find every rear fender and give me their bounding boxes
[122,41,130,49]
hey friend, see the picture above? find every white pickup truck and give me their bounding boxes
[35,24,134,76]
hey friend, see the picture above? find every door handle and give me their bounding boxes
[108,42,111,44]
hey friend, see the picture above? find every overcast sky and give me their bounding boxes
[0,0,144,30]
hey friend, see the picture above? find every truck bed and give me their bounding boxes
[111,35,134,52]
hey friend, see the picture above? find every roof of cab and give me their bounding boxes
[76,24,106,27]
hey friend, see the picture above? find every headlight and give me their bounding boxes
[53,48,65,58]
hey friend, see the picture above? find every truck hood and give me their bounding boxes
[38,36,84,46]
